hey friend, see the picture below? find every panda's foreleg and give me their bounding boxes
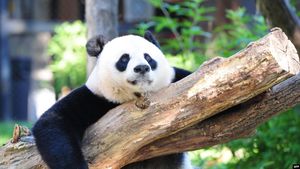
[32,112,88,169]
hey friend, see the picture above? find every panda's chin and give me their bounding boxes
[127,79,153,86]
[126,75,153,86]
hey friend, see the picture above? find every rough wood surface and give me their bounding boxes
[130,73,300,163]
[0,29,299,169]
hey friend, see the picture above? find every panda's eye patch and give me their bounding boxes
[116,54,130,72]
[144,53,152,62]
[144,53,157,70]
[120,54,130,63]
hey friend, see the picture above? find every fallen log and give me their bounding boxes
[130,73,300,163]
[0,28,299,169]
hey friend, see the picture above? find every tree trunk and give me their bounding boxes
[85,0,119,74]
[214,0,239,27]
[0,29,299,169]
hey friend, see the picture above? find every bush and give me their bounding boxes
[134,0,215,71]
[47,21,87,96]
[206,8,268,57]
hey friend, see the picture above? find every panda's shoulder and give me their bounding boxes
[42,86,119,120]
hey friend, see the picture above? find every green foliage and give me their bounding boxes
[207,8,268,57]
[290,0,300,17]
[165,53,206,71]
[48,21,87,96]
[134,0,215,70]
[224,108,300,169]
[190,108,300,169]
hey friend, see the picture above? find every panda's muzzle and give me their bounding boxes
[134,65,150,75]
[128,65,152,85]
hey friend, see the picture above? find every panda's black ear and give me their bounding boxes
[86,35,106,57]
[144,31,160,49]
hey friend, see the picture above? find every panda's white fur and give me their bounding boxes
[86,35,175,103]
[183,153,194,169]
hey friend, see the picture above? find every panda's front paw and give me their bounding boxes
[135,92,150,109]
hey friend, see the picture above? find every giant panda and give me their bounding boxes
[32,31,192,169]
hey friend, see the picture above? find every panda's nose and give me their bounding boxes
[134,65,150,74]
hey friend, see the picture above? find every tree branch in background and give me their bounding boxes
[257,0,300,53]
[85,0,119,73]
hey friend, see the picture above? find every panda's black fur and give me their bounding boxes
[32,31,192,169]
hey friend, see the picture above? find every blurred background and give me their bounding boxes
[0,0,299,168]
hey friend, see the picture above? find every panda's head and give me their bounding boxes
[85,31,175,103]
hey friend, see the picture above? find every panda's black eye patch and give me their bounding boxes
[116,54,130,72]
[144,53,157,70]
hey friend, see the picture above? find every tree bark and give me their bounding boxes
[0,29,299,169]
[85,0,119,74]
[257,0,300,53]
[130,73,300,163]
